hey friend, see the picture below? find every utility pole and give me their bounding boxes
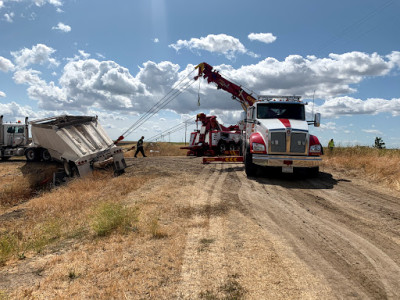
[185,122,187,145]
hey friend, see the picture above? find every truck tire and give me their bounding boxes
[244,144,257,177]
[71,164,80,177]
[25,148,37,162]
[218,141,227,155]
[64,161,80,177]
[63,160,72,177]
[41,149,51,162]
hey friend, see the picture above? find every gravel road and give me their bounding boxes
[128,156,400,299]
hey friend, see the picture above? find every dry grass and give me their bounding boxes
[121,141,188,157]
[322,146,400,191]
[0,160,189,298]
[0,170,150,265]
[0,162,59,207]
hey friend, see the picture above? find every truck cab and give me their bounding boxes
[243,96,322,176]
[0,116,29,159]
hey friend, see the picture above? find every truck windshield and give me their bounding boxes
[257,103,305,120]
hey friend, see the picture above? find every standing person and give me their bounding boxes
[328,138,335,152]
[134,136,147,157]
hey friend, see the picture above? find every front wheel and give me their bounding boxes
[244,144,257,177]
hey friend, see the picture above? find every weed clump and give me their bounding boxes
[0,233,18,265]
[91,202,138,236]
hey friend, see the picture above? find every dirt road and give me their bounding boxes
[128,156,400,299]
[1,156,399,299]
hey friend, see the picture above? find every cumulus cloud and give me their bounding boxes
[11,44,59,68]
[0,56,14,72]
[315,96,400,118]
[248,32,277,44]
[0,1,4,9]
[7,45,400,122]
[169,34,258,60]
[0,91,6,97]
[217,51,396,99]
[153,38,159,43]
[52,22,71,32]
[0,101,39,118]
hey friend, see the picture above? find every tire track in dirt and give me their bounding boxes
[176,163,229,299]
[236,170,400,299]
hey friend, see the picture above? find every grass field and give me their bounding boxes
[322,146,400,191]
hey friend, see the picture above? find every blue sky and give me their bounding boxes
[0,0,399,147]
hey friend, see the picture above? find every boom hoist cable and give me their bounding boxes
[113,68,197,145]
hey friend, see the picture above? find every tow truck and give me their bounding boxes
[194,62,323,176]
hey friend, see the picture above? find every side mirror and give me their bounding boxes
[314,113,321,127]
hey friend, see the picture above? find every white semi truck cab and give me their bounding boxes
[243,96,323,176]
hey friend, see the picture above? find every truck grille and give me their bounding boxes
[290,132,307,153]
[270,131,307,154]
[270,132,286,152]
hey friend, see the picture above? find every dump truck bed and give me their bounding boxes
[30,115,126,176]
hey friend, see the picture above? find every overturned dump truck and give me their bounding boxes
[26,115,127,177]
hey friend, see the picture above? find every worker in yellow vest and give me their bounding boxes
[328,139,335,152]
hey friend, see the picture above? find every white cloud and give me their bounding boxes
[315,96,400,118]
[169,34,257,60]
[0,91,6,98]
[4,12,14,22]
[248,32,277,44]
[52,22,71,32]
[13,69,43,85]
[153,38,159,43]
[362,129,383,135]
[0,101,39,118]
[319,122,337,131]
[34,0,62,7]
[11,44,59,68]
[7,47,400,122]
[0,56,15,72]
[0,1,4,9]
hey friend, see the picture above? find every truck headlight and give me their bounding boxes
[252,143,265,152]
[309,144,321,153]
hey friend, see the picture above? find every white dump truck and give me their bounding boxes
[0,115,127,176]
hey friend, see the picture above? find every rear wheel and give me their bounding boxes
[71,164,80,177]
[41,149,51,162]
[244,144,257,177]
[218,142,227,155]
[25,148,37,162]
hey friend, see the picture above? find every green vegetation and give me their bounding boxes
[91,202,138,236]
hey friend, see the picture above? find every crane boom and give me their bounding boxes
[194,62,257,110]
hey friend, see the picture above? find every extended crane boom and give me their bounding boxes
[194,62,257,110]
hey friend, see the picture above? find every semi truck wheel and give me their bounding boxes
[25,148,37,162]
[41,149,51,162]
[218,141,227,154]
[244,145,257,177]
